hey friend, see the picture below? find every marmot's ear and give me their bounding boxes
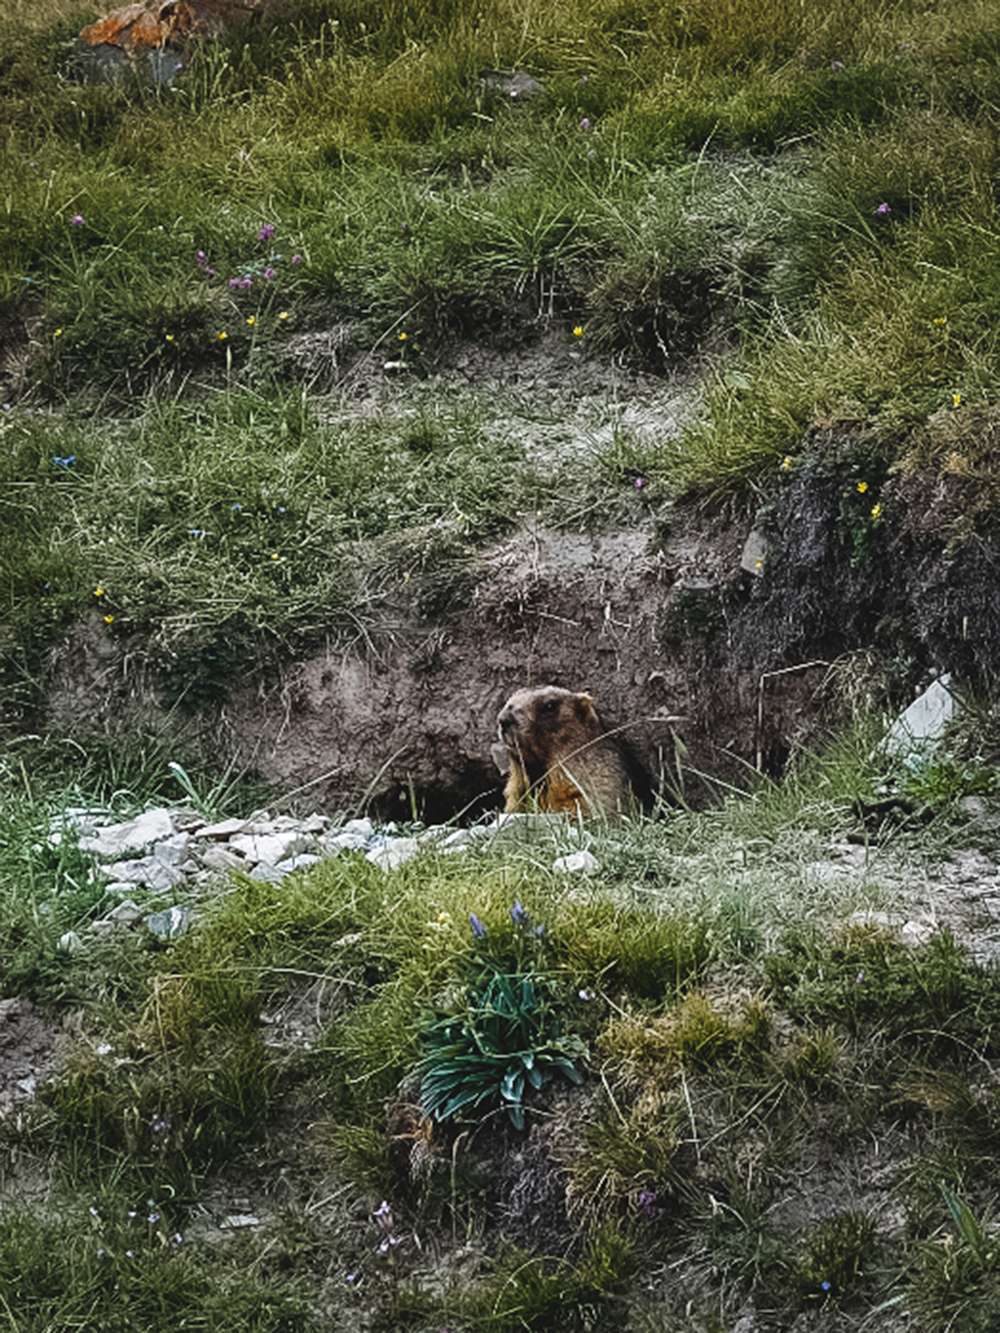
[573,692,597,721]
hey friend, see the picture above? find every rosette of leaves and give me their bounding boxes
[417,959,586,1130]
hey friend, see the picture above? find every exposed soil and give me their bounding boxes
[31,337,1000,825]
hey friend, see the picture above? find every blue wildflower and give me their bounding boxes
[469,913,487,939]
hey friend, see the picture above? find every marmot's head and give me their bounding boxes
[497,686,601,765]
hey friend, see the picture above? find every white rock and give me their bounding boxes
[57,931,84,953]
[249,854,321,883]
[343,818,374,837]
[366,838,421,871]
[107,900,143,926]
[105,856,186,891]
[552,850,600,875]
[195,817,250,840]
[221,1214,260,1229]
[881,675,961,757]
[228,832,314,866]
[153,834,190,867]
[78,808,175,858]
[325,831,372,855]
[899,919,937,948]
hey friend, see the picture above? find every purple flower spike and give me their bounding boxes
[510,900,530,928]
[70,214,84,226]
[263,266,276,280]
[196,250,207,264]
[875,201,891,216]
[633,476,646,490]
[258,223,276,241]
[579,117,591,130]
[291,253,303,263]
[469,913,487,939]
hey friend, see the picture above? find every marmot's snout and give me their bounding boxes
[497,702,521,737]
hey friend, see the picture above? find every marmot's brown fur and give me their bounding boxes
[493,685,651,817]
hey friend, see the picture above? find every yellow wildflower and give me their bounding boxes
[857,481,868,494]
[573,326,585,338]
[871,503,882,520]
[246,316,256,327]
[780,456,793,471]
[217,331,228,342]
[953,392,962,407]
[94,586,104,597]
[54,328,63,338]
[165,334,175,343]
[278,311,290,321]
[933,317,947,326]
[104,615,114,625]
[398,331,408,341]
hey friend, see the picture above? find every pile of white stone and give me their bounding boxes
[50,807,599,951]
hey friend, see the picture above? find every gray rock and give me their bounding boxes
[106,900,144,926]
[196,845,246,871]
[57,931,84,953]
[741,528,767,576]
[478,69,547,101]
[144,906,194,939]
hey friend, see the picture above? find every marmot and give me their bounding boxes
[492,685,652,817]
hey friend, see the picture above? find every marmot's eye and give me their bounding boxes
[539,699,559,713]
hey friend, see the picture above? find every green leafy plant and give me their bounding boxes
[416,905,586,1128]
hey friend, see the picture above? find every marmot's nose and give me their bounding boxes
[498,705,517,733]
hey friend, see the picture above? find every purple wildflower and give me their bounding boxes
[579,117,591,130]
[196,250,207,265]
[70,214,84,226]
[258,223,276,242]
[637,1188,666,1219]
[831,60,844,70]
[510,900,530,928]
[469,913,487,939]
[855,969,865,985]
[875,201,891,216]
[204,267,215,278]
[291,253,303,263]
[263,266,277,280]
[633,476,646,490]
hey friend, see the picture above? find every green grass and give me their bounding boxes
[3,0,1000,694]
[6,1,1000,1324]
[2,718,1000,1327]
